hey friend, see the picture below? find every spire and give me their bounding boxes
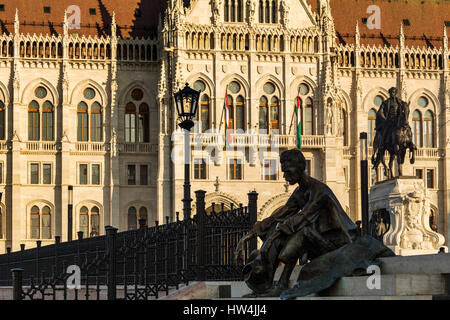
[14,9,19,34]
[111,11,117,38]
[444,24,448,51]
[63,10,68,36]
[399,22,405,47]
[355,21,360,47]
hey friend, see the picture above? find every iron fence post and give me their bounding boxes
[195,190,206,281]
[105,226,118,300]
[11,268,23,300]
[248,191,258,253]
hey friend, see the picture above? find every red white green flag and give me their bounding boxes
[295,96,302,149]
[224,87,232,147]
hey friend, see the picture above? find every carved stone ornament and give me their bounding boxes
[241,65,247,74]
[222,65,228,73]
[369,177,446,256]
[187,64,193,72]
[291,67,298,75]
[257,66,263,74]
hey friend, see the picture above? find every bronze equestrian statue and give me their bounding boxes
[234,149,394,298]
[371,87,417,178]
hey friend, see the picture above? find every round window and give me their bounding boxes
[263,82,275,95]
[193,80,206,93]
[228,81,241,94]
[83,88,96,100]
[299,84,309,96]
[131,88,144,101]
[418,96,428,108]
[374,95,384,107]
[35,86,47,99]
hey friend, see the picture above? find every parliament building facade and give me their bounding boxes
[0,0,449,252]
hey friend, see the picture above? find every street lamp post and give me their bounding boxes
[174,83,200,221]
[360,132,369,236]
[68,185,73,241]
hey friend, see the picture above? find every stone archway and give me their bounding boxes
[258,193,291,221]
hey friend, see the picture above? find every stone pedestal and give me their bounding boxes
[369,177,447,256]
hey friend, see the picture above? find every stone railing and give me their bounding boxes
[189,133,324,149]
[74,142,106,152]
[120,143,157,153]
[25,141,58,152]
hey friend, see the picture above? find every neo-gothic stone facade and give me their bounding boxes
[0,0,449,252]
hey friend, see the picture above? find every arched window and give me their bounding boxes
[78,87,102,142]
[259,0,263,22]
[42,101,54,141]
[424,110,434,148]
[125,103,136,142]
[368,109,376,146]
[227,81,246,131]
[304,97,313,135]
[41,206,51,239]
[295,83,314,135]
[231,0,236,21]
[28,100,40,141]
[341,109,348,146]
[90,102,102,142]
[265,0,270,23]
[128,206,137,230]
[30,206,40,239]
[79,206,100,238]
[90,207,99,237]
[77,102,89,141]
[259,96,268,133]
[237,0,243,22]
[29,86,55,141]
[412,110,422,148]
[79,206,89,237]
[270,96,279,130]
[271,0,277,23]
[194,80,210,133]
[125,88,148,143]
[0,100,5,140]
[138,103,150,142]
[139,207,148,225]
[224,0,229,21]
[259,82,279,133]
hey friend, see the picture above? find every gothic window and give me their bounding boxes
[125,103,136,142]
[29,86,54,141]
[265,0,270,23]
[30,205,51,239]
[227,81,246,131]
[412,110,422,148]
[194,158,207,180]
[259,0,263,22]
[0,100,5,140]
[271,0,277,23]
[259,82,279,134]
[77,102,89,141]
[424,110,434,148]
[231,0,235,21]
[79,206,89,236]
[296,83,314,136]
[368,109,376,146]
[194,80,210,133]
[237,0,243,22]
[77,87,103,142]
[125,88,149,142]
[224,0,229,21]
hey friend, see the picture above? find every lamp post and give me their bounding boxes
[360,132,369,236]
[174,83,200,220]
[68,185,73,241]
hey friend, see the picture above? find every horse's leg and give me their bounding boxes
[397,149,406,177]
[388,149,395,179]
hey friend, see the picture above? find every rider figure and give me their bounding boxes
[373,87,411,155]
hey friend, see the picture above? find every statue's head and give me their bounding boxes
[388,87,398,97]
[280,149,306,185]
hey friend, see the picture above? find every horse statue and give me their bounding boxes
[371,88,417,179]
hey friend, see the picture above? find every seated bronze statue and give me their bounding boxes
[235,149,394,298]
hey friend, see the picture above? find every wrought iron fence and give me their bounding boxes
[1,190,258,300]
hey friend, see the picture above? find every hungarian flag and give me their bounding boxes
[224,87,232,147]
[295,96,302,149]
